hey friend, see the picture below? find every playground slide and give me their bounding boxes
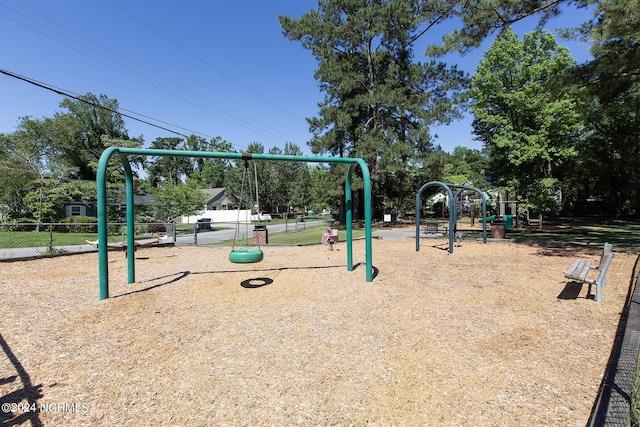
[479,215,496,223]
[478,214,514,230]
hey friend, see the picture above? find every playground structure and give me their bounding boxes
[96,147,373,300]
[84,234,168,255]
[322,227,339,250]
[480,188,520,230]
[415,181,487,254]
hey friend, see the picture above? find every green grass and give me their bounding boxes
[514,226,640,245]
[210,226,368,247]
[269,227,366,245]
[3,218,638,249]
[462,222,640,248]
[253,215,332,226]
[0,231,119,248]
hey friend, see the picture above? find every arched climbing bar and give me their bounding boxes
[415,182,489,254]
[450,184,488,244]
[416,181,455,254]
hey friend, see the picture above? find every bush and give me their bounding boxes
[64,216,98,233]
[8,219,37,232]
[147,221,166,233]
[108,223,122,235]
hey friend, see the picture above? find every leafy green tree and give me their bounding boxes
[50,93,136,180]
[442,146,491,187]
[220,142,314,214]
[0,117,63,226]
[23,180,96,223]
[0,164,30,220]
[0,115,139,223]
[0,132,38,220]
[470,29,582,214]
[561,1,640,215]
[563,0,639,88]
[575,87,640,215]
[426,0,588,57]
[2,94,143,191]
[146,137,193,186]
[185,135,235,188]
[264,143,308,213]
[150,181,207,222]
[308,165,338,214]
[425,0,639,79]
[425,0,640,216]
[222,142,265,213]
[289,165,312,211]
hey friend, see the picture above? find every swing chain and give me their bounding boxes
[232,156,257,251]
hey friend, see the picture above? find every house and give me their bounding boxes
[66,193,159,218]
[65,203,97,218]
[179,188,249,224]
[63,179,159,218]
[60,179,96,217]
[201,188,235,210]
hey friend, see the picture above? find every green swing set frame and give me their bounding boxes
[96,147,374,300]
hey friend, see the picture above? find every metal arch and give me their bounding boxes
[449,184,488,244]
[415,181,455,254]
[97,147,373,300]
[415,182,488,254]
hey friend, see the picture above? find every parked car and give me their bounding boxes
[251,211,272,221]
[259,211,272,221]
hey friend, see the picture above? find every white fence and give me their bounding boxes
[179,209,251,224]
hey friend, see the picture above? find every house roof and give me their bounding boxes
[133,194,158,206]
[201,188,235,206]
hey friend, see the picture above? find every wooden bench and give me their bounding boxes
[564,243,613,302]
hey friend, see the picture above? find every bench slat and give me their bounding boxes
[565,259,591,281]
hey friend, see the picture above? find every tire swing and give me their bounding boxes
[229,156,263,264]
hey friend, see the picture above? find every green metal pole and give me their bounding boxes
[357,159,373,282]
[97,147,119,300]
[119,152,136,284]
[345,165,353,271]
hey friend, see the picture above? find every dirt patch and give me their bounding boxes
[0,235,635,426]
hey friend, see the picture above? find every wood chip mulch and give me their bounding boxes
[0,236,635,426]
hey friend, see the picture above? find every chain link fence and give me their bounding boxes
[0,222,183,261]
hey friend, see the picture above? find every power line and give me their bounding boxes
[1,0,307,146]
[105,0,307,126]
[17,0,301,143]
[0,67,219,141]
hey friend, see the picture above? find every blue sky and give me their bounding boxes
[0,1,594,155]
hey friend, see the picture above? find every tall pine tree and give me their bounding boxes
[280,0,466,218]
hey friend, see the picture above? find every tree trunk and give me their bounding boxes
[36,179,45,232]
[396,170,406,219]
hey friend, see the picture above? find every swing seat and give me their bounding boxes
[229,248,264,264]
